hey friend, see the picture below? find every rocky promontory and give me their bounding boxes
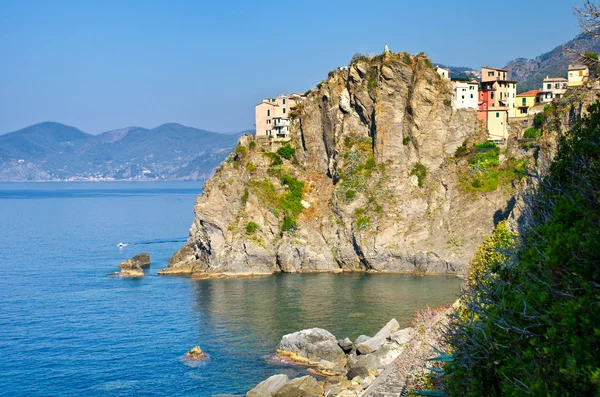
[118,252,150,277]
[161,52,521,278]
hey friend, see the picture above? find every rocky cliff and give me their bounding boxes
[160,52,518,278]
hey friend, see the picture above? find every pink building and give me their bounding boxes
[255,94,304,139]
[478,67,517,142]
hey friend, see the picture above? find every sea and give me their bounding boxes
[0,182,462,396]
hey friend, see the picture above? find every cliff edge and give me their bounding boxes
[160,52,519,278]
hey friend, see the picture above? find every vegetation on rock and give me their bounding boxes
[445,100,600,396]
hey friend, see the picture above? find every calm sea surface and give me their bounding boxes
[0,182,462,396]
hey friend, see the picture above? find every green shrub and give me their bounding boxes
[241,188,249,203]
[277,144,295,160]
[367,66,379,90]
[446,101,600,396]
[263,152,283,166]
[245,221,259,234]
[533,112,545,129]
[585,50,598,60]
[316,81,324,89]
[403,53,412,65]
[523,127,540,139]
[246,162,256,172]
[249,141,256,150]
[443,99,452,107]
[403,136,411,145]
[345,189,356,201]
[350,53,369,64]
[410,162,427,187]
[235,145,247,155]
[344,136,353,148]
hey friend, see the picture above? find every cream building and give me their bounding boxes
[255,94,304,139]
[539,77,568,102]
[568,65,589,87]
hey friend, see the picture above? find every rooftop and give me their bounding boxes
[568,64,588,70]
[517,90,541,97]
[543,77,567,82]
[482,66,508,72]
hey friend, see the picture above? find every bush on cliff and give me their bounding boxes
[445,101,600,396]
[277,144,295,160]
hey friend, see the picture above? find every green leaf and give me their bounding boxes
[427,354,455,362]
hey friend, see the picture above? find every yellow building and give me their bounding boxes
[568,65,589,87]
[514,90,540,118]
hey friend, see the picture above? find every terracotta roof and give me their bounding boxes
[482,66,508,72]
[517,90,541,97]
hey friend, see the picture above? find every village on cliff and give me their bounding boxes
[253,52,590,144]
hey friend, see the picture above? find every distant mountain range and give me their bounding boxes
[0,122,246,181]
[504,32,600,93]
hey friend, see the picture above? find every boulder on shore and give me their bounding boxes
[277,328,346,366]
[184,345,206,360]
[247,374,290,397]
[272,376,323,397]
[118,252,150,277]
[356,319,400,354]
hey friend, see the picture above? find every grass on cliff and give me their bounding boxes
[444,101,600,396]
[456,142,526,193]
[248,174,305,233]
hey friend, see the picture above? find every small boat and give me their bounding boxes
[117,242,128,248]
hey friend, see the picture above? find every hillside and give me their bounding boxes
[160,52,530,278]
[0,122,244,181]
[505,32,600,92]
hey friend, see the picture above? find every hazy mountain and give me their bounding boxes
[505,32,600,93]
[0,122,245,181]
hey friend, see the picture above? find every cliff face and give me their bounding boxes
[160,53,516,277]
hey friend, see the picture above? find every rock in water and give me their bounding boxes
[118,252,150,277]
[357,318,400,354]
[247,374,290,397]
[184,345,206,360]
[277,328,346,366]
[338,337,354,353]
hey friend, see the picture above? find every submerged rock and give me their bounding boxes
[277,328,346,366]
[184,345,206,360]
[247,374,290,397]
[118,252,150,277]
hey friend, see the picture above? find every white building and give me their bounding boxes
[539,77,568,103]
[436,66,450,80]
[452,80,478,109]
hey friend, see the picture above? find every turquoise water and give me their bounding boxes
[0,182,462,396]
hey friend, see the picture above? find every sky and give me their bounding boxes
[0,0,583,135]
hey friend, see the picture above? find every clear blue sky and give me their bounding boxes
[0,0,583,134]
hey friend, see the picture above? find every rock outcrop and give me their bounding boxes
[184,345,206,360]
[118,252,150,277]
[246,374,290,397]
[162,52,518,277]
[277,328,346,367]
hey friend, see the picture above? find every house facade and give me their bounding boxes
[436,66,450,80]
[568,65,590,87]
[514,90,540,118]
[539,77,568,103]
[255,94,304,139]
[478,67,517,141]
[453,80,478,109]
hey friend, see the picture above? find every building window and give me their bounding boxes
[462,95,464,99]
[470,94,474,98]
[520,108,527,114]
[267,109,270,116]
[283,108,286,113]
[488,71,494,77]
[522,98,526,106]
[267,119,271,124]
[496,112,500,118]
[547,84,551,90]
[283,98,286,105]
[491,92,495,99]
